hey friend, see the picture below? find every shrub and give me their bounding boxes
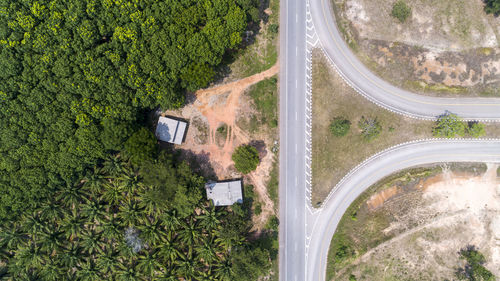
[468,122,486,138]
[484,0,500,15]
[433,112,466,138]
[456,245,494,281]
[358,116,382,141]
[330,117,351,137]
[232,145,260,174]
[269,24,279,34]
[124,127,157,165]
[391,1,411,23]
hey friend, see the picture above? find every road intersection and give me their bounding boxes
[279,1,500,281]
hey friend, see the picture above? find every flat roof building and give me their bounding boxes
[205,180,243,206]
[155,116,187,145]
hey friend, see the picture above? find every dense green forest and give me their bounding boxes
[0,0,259,220]
[0,148,276,280]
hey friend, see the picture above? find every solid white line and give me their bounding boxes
[295,111,298,120]
[295,80,298,88]
[296,14,298,23]
[295,144,298,153]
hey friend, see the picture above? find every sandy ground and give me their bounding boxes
[163,64,279,230]
[343,164,500,280]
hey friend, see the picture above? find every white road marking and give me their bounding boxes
[295,111,298,120]
[295,80,298,88]
[296,14,298,23]
[295,144,298,153]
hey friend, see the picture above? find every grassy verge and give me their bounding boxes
[311,50,500,206]
[225,0,279,80]
[311,50,434,206]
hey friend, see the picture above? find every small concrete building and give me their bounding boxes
[155,116,187,145]
[205,180,243,206]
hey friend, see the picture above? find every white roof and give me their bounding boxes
[155,116,187,145]
[206,180,243,206]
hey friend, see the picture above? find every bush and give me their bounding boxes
[468,122,486,138]
[456,245,494,281]
[330,117,351,137]
[232,145,260,174]
[391,1,411,23]
[484,0,500,15]
[358,116,382,141]
[433,112,466,138]
[269,24,279,34]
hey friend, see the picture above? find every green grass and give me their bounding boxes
[247,75,279,129]
[267,157,279,208]
[227,0,279,79]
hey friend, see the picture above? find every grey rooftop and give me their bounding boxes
[205,180,243,206]
[155,116,187,145]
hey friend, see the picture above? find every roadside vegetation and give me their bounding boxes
[326,163,496,281]
[311,51,500,206]
[391,1,411,23]
[233,145,261,174]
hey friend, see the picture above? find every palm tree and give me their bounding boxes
[56,184,87,208]
[101,180,124,207]
[119,199,142,227]
[195,242,217,264]
[213,259,233,281]
[82,167,106,196]
[39,258,61,281]
[39,202,64,222]
[96,246,119,276]
[102,154,125,176]
[116,260,141,281]
[81,198,106,224]
[160,211,180,232]
[178,220,200,245]
[196,205,223,233]
[140,219,163,246]
[97,216,122,242]
[117,171,143,196]
[158,235,181,264]
[58,244,83,269]
[137,251,161,278]
[0,224,26,250]
[61,210,84,241]
[13,241,44,271]
[80,229,103,256]
[214,228,245,251]
[76,260,101,281]
[38,227,63,255]
[139,189,163,219]
[21,213,45,240]
[175,257,199,281]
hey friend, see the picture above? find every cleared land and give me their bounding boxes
[311,50,500,206]
[331,0,500,96]
[326,163,499,281]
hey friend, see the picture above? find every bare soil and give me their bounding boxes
[163,64,279,231]
[332,0,500,96]
[329,163,500,281]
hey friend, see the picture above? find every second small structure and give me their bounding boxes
[205,180,243,206]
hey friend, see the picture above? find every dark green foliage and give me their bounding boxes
[269,24,279,34]
[358,116,382,141]
[433,112,466,138]
[391,1,411,23]
[124,128,157,165]
[456,245,495,281]
[0,152,270,280]
[484,0,500,15]
[349,274,357,281]
[468,122,486,138]
[330,117,351,137]
[0,0,256,221]
[232,145,260,174]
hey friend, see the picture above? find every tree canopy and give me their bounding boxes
[484,0,500,15]
[232,145,260,174]
[0,150,273,280]
[432,112,466,138]
[0,0,258,220]
[330,117,351,137]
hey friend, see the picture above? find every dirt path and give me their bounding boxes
[165,63,279,230]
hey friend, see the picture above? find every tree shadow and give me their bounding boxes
[249,139,267,159]
[175,149,218,181]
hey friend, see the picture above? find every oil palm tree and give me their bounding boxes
[39,202,64,222]
[97,216,122,242]
[96,246,119,276]
[175,257,199,281]
[119,199,142,227]
[178,219,200,245]
[21,213,45,241]
[140,219,163,246]
[160,211,180,232]
[13,241,44,272]
[139,188,164,219]
[61,210,84,241]
[213,259,233,281]
[76,260,101,281]
[80,229,103,256]
[102,154,125,176]
[101,180,124,207]
[82,167,106,196]
[38,227,63,255]
[195,242,217,264]
[137,251,161,278]
[158,235,181,264]
[39,258,61,281]
[117,260,141,281]
[0,224,26,250]
[58,243,84,269]
[81,198,106,224]
[196,205,223,233]
[56,184,86,208]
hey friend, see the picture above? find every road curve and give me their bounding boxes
[309,0,500,121]
[306,139,500,281]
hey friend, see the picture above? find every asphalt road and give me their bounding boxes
[309,0,500,121]
[278,0,307,280]
[306,140,500,281]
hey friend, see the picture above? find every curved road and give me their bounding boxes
[306,140,500,281]
[309,0,500,121]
